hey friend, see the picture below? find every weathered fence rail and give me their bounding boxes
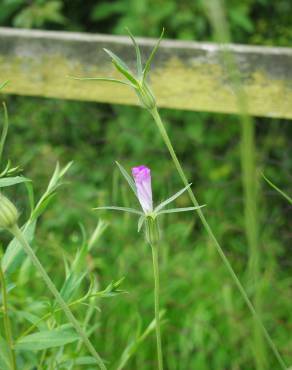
[0,27,291,119]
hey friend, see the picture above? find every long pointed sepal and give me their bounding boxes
[156,205,206,215]
[94,206,143,215]
[154,183,192,213]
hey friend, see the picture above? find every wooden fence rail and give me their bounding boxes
[0,27,292,119]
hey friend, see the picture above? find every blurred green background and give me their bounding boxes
[1,0,291,369]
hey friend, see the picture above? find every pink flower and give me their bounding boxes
[132,165,153,214]
[95,162,204,234]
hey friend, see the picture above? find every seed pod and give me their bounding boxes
[0,193,19,229]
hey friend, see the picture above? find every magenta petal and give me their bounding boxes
[132,165,153,213]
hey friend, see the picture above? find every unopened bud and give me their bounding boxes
[145,216,160,245]
[0,193,19,229]
[136,82,156,111]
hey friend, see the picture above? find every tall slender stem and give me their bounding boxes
[0,264,17,370]
[9,224,106,370]
[149,107,287,370]
[241,118,265,370]
[150,243,163,370]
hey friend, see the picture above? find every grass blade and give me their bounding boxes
[117,313,164,370]
[0,103,9,165]
[262,172,292,205]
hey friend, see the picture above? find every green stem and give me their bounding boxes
[0,264,17,370]
[240,120,258,276]
[9,224,106,370]
[0,102,9,165]
[150,242,163,370]
[241,119,265,370]
[150,107,287,370]
[38,348,48,370]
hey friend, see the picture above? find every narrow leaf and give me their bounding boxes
[30,193,56,221]
[59,161,73,177]
[0,176,30,188]
[1,221,36,273]
[47,161,60,190]
[25,181,35,215]
[16,311,46,331]
[137,215,145,232]
[0,81,8,90]
[94,206,143,215]
[103,48,131,73]
[157,205,206,215]
[103,48,138,86]
[31,161,72,220]
[88,220,108,251]
[60,357,97,367]
[59,272,86,304]
[117,312,165,370]
[262,172,292,205]
[115,161,137,197]
[0,102,9,164]
[97,277,125,298]
[15,328,79,351]
[0,161,10,177]
[70,76,134,87]
[143,28,164,82]
[154,183,192,213]
[126,28,143,78]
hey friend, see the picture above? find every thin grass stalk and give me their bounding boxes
[204,0,266,367]
[0,102,9,164]
[241,118,265,369]
[149,107,287,370]
[9,225,106,370]
[0,264,17,370]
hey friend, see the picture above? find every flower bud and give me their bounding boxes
[132,165,153,214]
[145,216,160,245]
[136,82,157,111]
[0,193,19,229]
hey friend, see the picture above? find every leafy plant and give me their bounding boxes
[0,87,125,369]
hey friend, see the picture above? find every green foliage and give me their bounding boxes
[15,327,80,351]
[1,96,290,368]
[0,335,11,370]
[0,177,29,188]
[0,1,291,369]
[0,0,65,29]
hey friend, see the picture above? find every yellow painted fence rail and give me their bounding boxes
[0,27,292,119]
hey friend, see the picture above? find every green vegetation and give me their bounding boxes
[0,1,291,369]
